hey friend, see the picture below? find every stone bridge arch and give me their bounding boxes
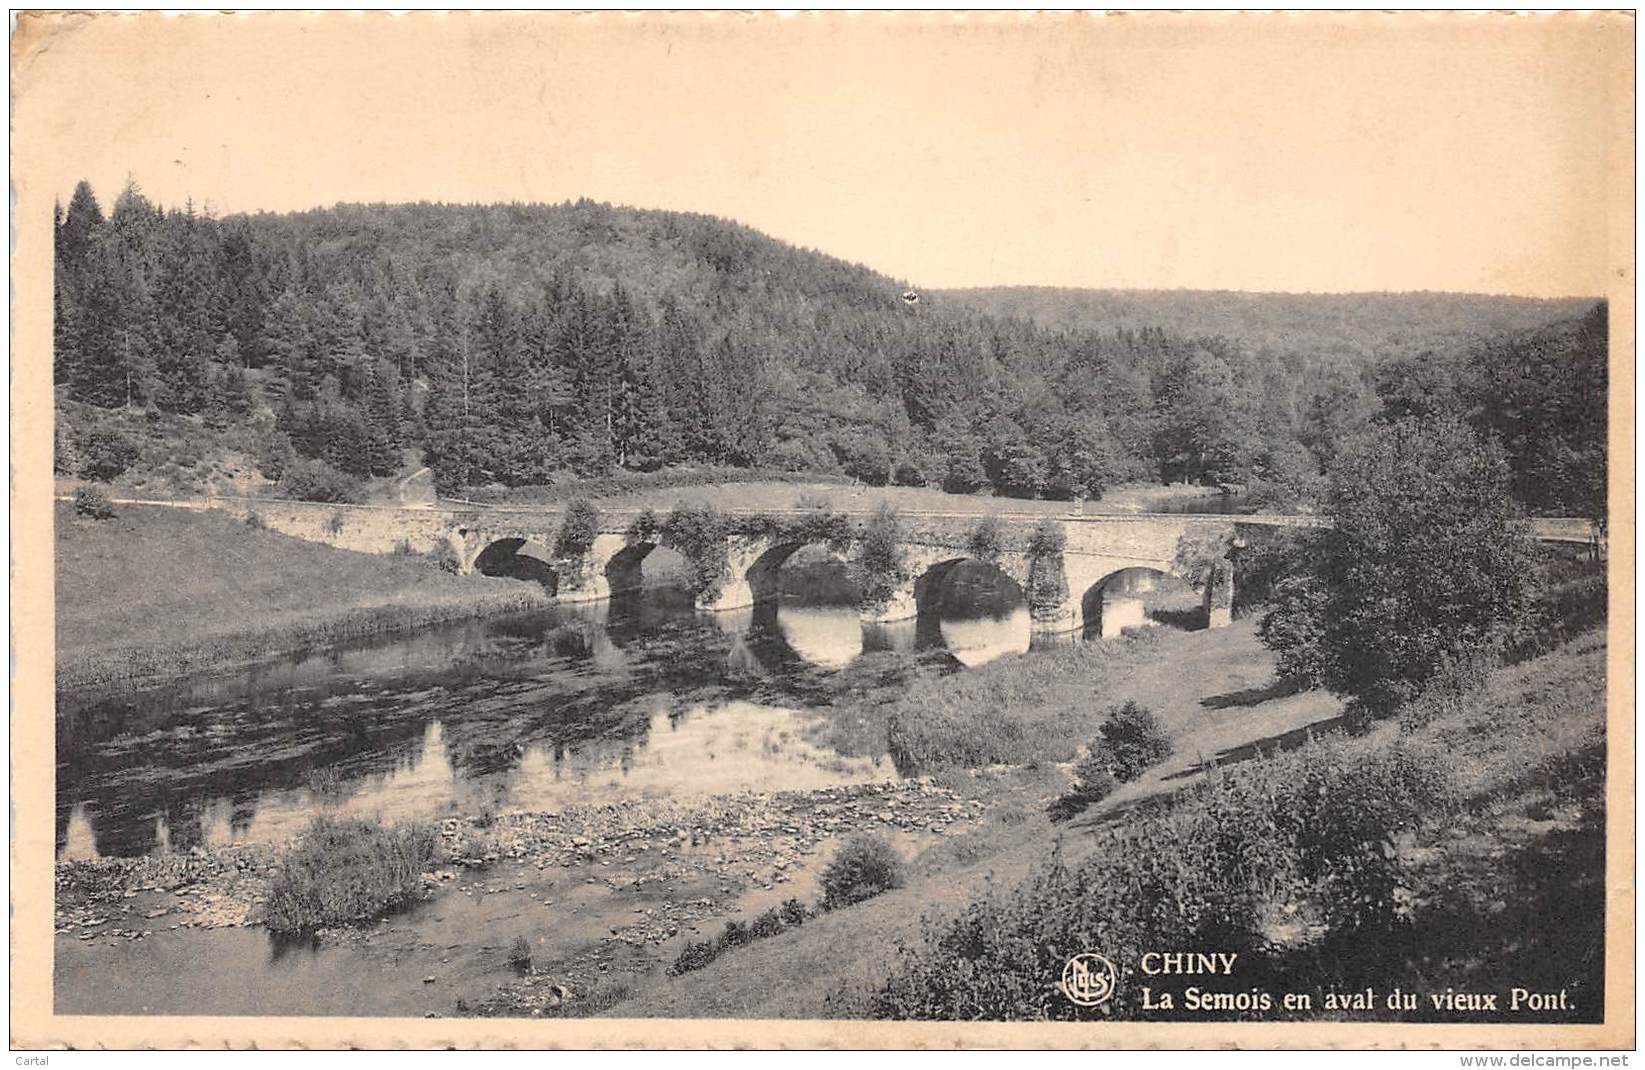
[465,536,558,591]
[435,509,1245,635]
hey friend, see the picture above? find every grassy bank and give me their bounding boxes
[55,501,547,694]
[847,627,1608,1022]
[603,611,1605,1020]
[810,621,1335,779]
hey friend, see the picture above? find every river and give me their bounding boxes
[55,555,1078,862]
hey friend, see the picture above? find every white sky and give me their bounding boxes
[14,11,1632,297]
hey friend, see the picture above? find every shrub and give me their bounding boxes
[661,502,731,598]
[244,511,267,531]
[765,437,840,474]
[670,939,719,976]
[256,431,297,482]
[1092,701,1173,782]
[325,509,347,535]
[553,498,601,557]
[667,899,812,976]
[860,735,1460,1020]
[752,501,854,550]
[834,434,893,486]
[507,935,533,972]
[1048,751,1120,821]
[852,503,908,611]
[78,427,140,481]
[625,508,661,545]
[261,817,441,934]
[965,515,1006,564]
[820,834,904,911]
[428,542,463,574]
[54,419,82,477]
[277,458,362,504]
[73,484,116,520]
[305,766,346,798]
[1026,519,1069,619]
[1026,519,1065,558]
[892,458,928,487]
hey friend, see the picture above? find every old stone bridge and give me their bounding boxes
[202,496,1349,638]
[195,496,1601,638]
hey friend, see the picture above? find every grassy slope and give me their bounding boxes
[606,624,1605,1019]
[55,502,545,690]
[606,620,1345,1017]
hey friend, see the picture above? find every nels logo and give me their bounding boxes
[1060,953,1118,1008]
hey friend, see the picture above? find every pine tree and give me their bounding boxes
[260,287,317,401]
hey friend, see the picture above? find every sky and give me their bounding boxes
[13,11,1632,297]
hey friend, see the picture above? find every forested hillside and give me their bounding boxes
[936,287,1599,368]
[52,179,1607,518]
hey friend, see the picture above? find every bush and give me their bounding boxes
[507,935,533,972]
[1093,700,1173,782]
[244,511,267,531]
[666,899,811,976]
[277,458,362,504]
[965,515,1006,564]
[1048,752,1119,822]
[1026,519,1069,619]
[625,508,661,545]
[835,434,892,486]
[661,502,731,598]
[820,834,904,911]
[852,503,908,610]
[744,502,854,550]
[553,498,601,557]
[670,939,719,975]
[428,542,463,574]
[892,458,927,487]
[257,432,296,482]
[861,735,1460,1020]
[262,818,441,934]
[73,484,116,520]
[78,427,140,481]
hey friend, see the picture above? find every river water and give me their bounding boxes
[56,557,1066,862]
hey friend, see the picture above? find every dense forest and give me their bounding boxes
[52,179,1608,520]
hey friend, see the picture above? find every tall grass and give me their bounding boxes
[878,630,1166,774]
[262,817,442,934]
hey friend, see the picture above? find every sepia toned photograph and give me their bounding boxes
[9,9,1634,1050]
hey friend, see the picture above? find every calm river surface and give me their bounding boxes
[57,559,1054,861]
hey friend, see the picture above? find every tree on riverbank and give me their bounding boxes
[1258,415,1544,718]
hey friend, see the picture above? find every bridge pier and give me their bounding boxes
[553,534,628,604]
